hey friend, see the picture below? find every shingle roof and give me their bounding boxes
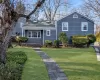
[24,20,55,27]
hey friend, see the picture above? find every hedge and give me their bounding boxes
[0,51,27,80]
[72,36,89,47]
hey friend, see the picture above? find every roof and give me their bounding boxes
[24,20,55,27]
[57,12,94,23]
[23,20,56,30]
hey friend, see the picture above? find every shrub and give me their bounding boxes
[45,40,52,47]
[72,36,88,47]
[87,34,96,47]
[0,51,27,80]
[19,37,28,42]
[54,40,59,48]
[59,32,68,47]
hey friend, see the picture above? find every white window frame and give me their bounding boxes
[81,22,88,31]
[27,31,41,38]
[73,14,78,18]
[46,30,51,36]
[27,31,32,38]
[62,22,68,31]
[20,22,23,28]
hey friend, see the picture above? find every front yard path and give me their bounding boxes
[34,48,68,80]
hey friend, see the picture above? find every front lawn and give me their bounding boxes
[20,47,49,80]
[0,47,49,80]
[42,47,100,80]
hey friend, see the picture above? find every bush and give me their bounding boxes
[72,36,89,47]
[19,37,28,42]
[54,40,59,48]
[0,51,27,80]
[44,40,52,47]
[59,32,68,47]
[87,34,96,47]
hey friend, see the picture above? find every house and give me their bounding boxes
[12,12,95,45]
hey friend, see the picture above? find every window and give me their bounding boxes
[73,14,78,18]
[46,30,51,36]
[32,31,37,38]
[81,22,88,31]
[27,31,41,38]
[62,22,68,31]
[28,31,32,38]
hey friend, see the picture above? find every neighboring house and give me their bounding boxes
[12,12,95,45]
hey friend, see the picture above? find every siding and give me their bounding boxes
[44,30,56,44]
[25,30,43,45]
[12,17,26,36]
[57,12,94,38]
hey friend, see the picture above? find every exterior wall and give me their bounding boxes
[25,30,43,45]
[44,29,56,44]
[12,17,26,36]
[57,12,94,39]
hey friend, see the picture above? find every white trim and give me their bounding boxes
[43,29,44,45]
[20,22,23,28]
[22,28,23,37]
[81,22,88,31]
[27,31,41,38]
[46,30,51,36]
[62,22,68,31]
[23,26,56,30]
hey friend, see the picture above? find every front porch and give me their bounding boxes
[23,30,44,45]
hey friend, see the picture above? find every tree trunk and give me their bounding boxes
[0,22,16,63]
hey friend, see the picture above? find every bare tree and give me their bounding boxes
[42,0,69,21]
[16,0,25,14]
[0,0,45,63]
[83,0,100,18]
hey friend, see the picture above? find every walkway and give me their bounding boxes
[34,48,68,80]
[93,46,100,61]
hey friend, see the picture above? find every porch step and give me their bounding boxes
[21,43,42,47]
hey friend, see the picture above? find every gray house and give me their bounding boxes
[12,12,95,45]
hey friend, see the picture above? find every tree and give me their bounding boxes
[0,0,45,63]
[59,32,68,47]
[83,0,100,19]
[16,0,25,14]
[42,0,69,21]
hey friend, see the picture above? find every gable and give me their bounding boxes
[57,12,94,24]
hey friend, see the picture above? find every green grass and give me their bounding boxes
[8,47,49,80]
[42,47,100,80]
[16,47,49,80]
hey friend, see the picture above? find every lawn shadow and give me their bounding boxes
[56,61,100,76]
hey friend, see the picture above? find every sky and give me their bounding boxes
[70,0,83,7]
[24,0,83,8]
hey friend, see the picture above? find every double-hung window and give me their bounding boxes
[81,22,88,31]
[27,31,41,38]
[62,22,68,31]
[46,30,51,36]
